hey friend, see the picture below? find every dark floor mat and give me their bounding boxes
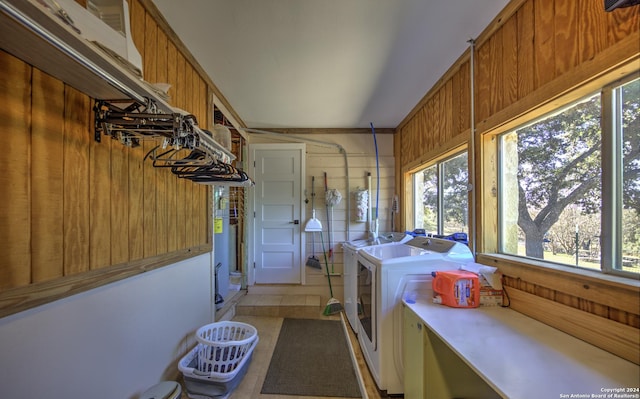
[260,318,362,397]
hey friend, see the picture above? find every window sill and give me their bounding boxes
[477,253,640,315]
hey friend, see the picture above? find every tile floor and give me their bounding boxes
[179,295,385,399]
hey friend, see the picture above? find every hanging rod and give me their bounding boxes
[94,99,254,187]
[94,99,235,164]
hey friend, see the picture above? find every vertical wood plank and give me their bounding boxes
[441,80,452,143]
[517,0,535,99]
[475,41,491,124]
[128,146,145,261]
[488,31,504,116]
[0,53,31,289]
[194,76,203,246]
[459,61,470,133]
[451,68,461,137]
[502,16,519,108]
[426,99,434,152]
[111,135,129,265]
[166,41,178,252]
[186,65,199,247]
[31,70,65,283]
[185,64,195,248]
[412,117,421,160]
[606,5,640,46]
[578,0,608,64]
[90,102,112,270]
[433,94,441,151]
[408,115,416,165]
[534,0,556,88]
[128,0,145,261]
[143,12,157,257]
[156,29,169,254]
[405,119,414,160]
[407,108,422,158]
[63,86,90,276]
[176,54,188,250]
[199,76,209,245]
[554,0,579,76]
[418,107,426,155]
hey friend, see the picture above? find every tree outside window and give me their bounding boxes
[499,76,639,274]
[414,152,468,236]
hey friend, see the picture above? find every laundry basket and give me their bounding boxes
[179,322,258,398]
[181,321,258,379]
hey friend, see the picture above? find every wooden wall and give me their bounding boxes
[0,0,213,318]
[395,0,640,364]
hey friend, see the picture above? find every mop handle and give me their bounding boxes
[320,232,334,297]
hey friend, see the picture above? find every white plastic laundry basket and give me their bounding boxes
[193,321,257,375]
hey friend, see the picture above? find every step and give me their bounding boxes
[235,294,322,319]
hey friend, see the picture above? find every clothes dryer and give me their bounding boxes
[342,233,410,333]
[356,237,473,395]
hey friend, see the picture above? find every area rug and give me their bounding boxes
[261,318,362,397]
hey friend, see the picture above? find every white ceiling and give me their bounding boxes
[151,0,509,129]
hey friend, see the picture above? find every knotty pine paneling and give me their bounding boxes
[458,61,471,133]
[0,53,31,290]
[89,101,112,270]
[128,0,147,263]
[397,0,639,339]
[111,136,130,265]
[533,0,555,89]
[143,11,158,259]
[166,42,179,254]
[488,31,504,117]
[554,1,579,76]
[62,87,91,277]
[31,70,65,282]
[0,0,213,317]
[156,29,169,255]
[501,15,518,108]
[579,0,609,64]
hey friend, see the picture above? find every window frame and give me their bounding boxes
[494,72,639,279]
[411,149,469,235]
[602,73,639,275]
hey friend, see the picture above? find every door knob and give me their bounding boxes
[291,220,299,224]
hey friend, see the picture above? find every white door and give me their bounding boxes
[252,144,305,284]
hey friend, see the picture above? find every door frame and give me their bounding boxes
[247,143,306,286]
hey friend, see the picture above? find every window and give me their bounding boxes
[413,152,468,236]
[498,75,639,276]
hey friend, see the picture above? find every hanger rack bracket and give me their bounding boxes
[93,99,253,186]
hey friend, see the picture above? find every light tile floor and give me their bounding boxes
[179,296,384,399]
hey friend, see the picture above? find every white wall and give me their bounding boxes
[0,254,213,399]
[248,132,395,291]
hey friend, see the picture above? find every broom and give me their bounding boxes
[320,230,343,316]
[305,210,322,269]
[305,177,322,269]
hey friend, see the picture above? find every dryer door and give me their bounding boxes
[357,255,376,350]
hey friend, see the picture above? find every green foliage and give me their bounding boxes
[516,94,602,216]
[418,153,468,234]
[513,77,639,261]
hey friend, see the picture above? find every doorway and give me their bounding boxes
[250,143,306,284]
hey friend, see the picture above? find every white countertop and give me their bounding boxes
[404,293,640,399]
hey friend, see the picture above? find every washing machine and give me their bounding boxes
[356,237,473,395]
[342,232,411,333]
